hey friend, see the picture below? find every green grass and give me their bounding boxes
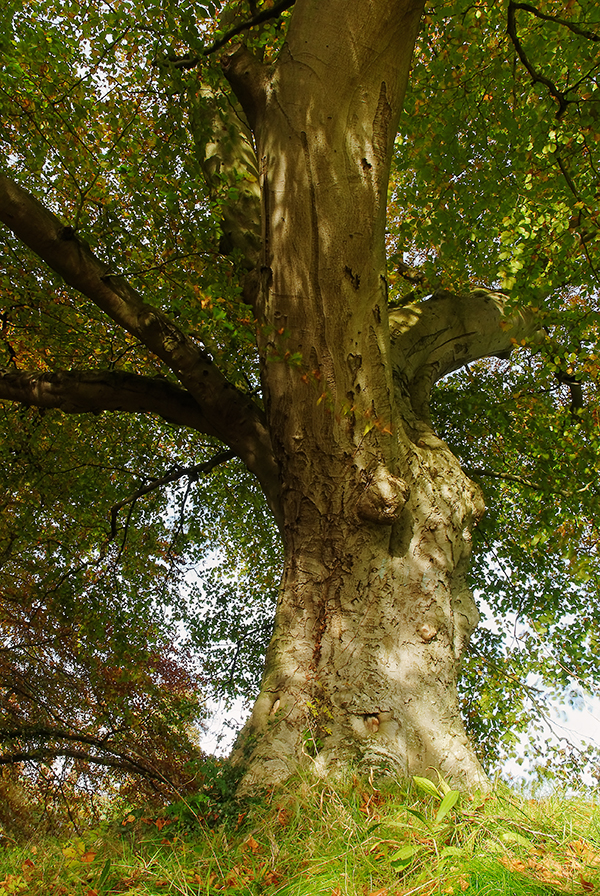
[1,770,600,896]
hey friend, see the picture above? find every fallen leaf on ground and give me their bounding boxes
[500,855,527,874]
[246,835,260,853]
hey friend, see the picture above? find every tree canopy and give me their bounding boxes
[1,0,600,807]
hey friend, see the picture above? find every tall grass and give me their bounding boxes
[1,768,599,895]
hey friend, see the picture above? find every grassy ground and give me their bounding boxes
[1,769,599,896]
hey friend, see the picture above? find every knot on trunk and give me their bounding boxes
[356,466,409,524]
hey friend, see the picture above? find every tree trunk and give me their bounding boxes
[234,431,489,790]
[224,0,492,790]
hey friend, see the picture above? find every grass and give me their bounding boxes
[1,769,600,895]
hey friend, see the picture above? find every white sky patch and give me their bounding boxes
[200,697,249,756]
[503,694,600,792]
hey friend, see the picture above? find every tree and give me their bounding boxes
[1,0,599,792]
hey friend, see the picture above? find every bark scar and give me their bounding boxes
[372,81,392,163]
[344,266,360,290]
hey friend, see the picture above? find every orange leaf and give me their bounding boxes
[247,835,260,853]
[581,876,594,893]
[500,855,527,873]
[81,851,97,864]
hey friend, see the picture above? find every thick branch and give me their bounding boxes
[389,288,542,421]
[0,368,218,433]
[0,172,283,527]
[192,87,262,272]
[221,44,269,131]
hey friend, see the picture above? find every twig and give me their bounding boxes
[466,466,558,494]
[109,449,236,540]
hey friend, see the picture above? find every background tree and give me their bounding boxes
[0,0,599,794]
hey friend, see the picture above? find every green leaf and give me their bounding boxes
[390,844,419,869]
[412,776,442,799]
[434,789,460,826]
[405,807,429,826]
[500,830,536,850]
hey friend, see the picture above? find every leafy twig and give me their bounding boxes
[204,0,296,55]
[508,2,599,43]
[507,1,571,118]
[165,0,297,69]
[109,450,235,540]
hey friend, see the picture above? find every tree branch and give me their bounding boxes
[0,747,166,782]
[163,0,296,69]
[389,288,543,421]
[509,2,599,43]
[109,450,236,539]
[465,466,596,499]
[0,171,283,527]
[191,87,262,273]
[221,43,269,131]
[465,467,551,493]
[0,726,183,786]
[507,1,572,118]
[0,368,218,433]
[205,0,296,55]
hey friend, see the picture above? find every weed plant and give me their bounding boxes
[1,766,599,895]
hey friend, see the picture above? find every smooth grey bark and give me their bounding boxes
[231,288,538,790]
[390,288,543,423]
